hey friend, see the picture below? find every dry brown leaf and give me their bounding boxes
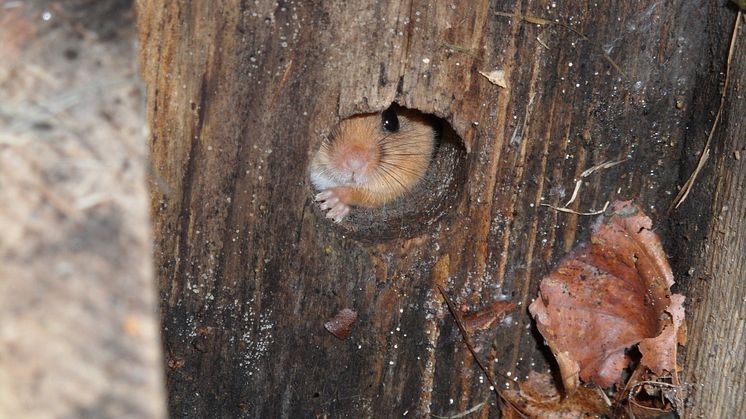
[324,308,357,340]
[529,201,685,393]
[501,372,610,418]
[461,300,516,333]
[553,347,580,393]
[638,293,686,379]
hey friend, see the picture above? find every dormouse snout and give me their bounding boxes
[337,144,373,177]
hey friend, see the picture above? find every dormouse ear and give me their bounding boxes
[381,107,400,132]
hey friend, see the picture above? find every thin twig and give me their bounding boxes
[430,400,486,419]
[564,179,583,207]
[595,386,613,407]
[579,157,629,178]
[629,380,679,391]
[565,158,629,207]
[443,43,481,58]
[536,36,549,49]
[436,286,527,418]
[670,11,741,211]
[269,58,293,109]
[541,201,610,216]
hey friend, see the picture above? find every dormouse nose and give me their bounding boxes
[345,155,366,171]
[341,145,372,173]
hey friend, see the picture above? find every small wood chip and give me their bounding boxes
[479,69,508,88]
[324,308,357,340]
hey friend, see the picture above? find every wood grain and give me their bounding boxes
[680,10,746,418]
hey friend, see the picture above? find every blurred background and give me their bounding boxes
[0,1,165,417]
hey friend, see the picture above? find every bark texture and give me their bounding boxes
[137,1,743,417]
[679,10,746,418]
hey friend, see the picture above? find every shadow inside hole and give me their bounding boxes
[314,106,467,242]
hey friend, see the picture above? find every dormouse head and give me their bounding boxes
[310,108,403,188]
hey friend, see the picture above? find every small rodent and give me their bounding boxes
[309,106,436,222]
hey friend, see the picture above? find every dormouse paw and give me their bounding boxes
[315,188,352,223]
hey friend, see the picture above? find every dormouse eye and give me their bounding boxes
[381,108,400,132]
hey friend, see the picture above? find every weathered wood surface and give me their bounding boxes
[679,10,746,418]
[0,1,165,418]
[137,0,743,417]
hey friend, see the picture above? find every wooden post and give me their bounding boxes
[137,1,743,416]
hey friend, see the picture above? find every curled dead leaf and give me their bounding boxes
[529,201,686,395]
[501,371,610,419]
[554,348,580,394]
[638,294,686,379]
